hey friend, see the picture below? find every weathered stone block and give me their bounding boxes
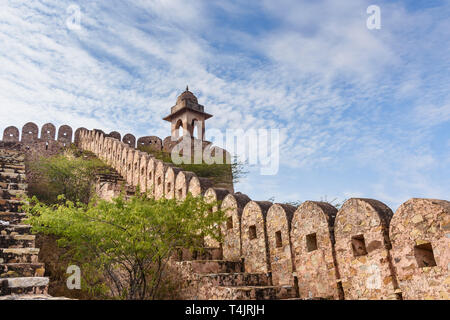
[122,133,136,148]
[175,171,196,200]
[57,125,73,145]
[189,176,214,197]
[203,188,230,248]
[390,198,450,300]
[164,166,181,199]
[138,154,149,193]
[220,193,251,262]
[267,203,296,286]
[291,201,341,299]
[154,161,168,200]
[146,157,156,197]
[241,201,272,274]
[335,198,398,300]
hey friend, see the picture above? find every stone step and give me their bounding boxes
[0,162,25,168]
[0,234,35,248]
[0,167,26,175]
[208,285,298,300]
[0,189,26,200]
[0,248,40,263]
[0,263,45,278]
[173,247,223,262]
[0,212,27,223]
[0,277,49,296]
[0,294,71,300]
[0,199,23,212]
[0,182,27,191]
[177,260,243,275]
[196,272,270,287]
[0,224,32,235]
[0,155,24,161]
[0,160,25,167]
[0,172,26,184]
[0,149,24,155]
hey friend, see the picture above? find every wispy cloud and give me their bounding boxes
[0,0,448,209]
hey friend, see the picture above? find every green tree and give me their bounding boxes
[24,193,225,300]
[27,151,110,205]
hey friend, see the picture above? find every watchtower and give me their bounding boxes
[163,87,212,141]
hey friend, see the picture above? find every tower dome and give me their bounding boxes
[176,86,198,105]
[163,86,212,141]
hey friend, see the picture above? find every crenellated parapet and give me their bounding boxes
[1,124,448,300]
[1,123,164,153]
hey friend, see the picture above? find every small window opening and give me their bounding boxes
[414,242,437,268]
[249,225,257,240]
[275,231,283,248]
[178,189,183,198]
[157,177,162,185]
[306,233,318,252]
[167,182,171,192]
[226,216,233,230]
[351,235,368,257]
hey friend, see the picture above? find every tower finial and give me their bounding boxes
[186,85,189,92]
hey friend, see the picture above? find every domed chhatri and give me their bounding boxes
[176,86,198,105]
[163,86,212,141]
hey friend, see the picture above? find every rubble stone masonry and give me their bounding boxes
[146,157,156,196]
[291,201,341,299]
[175,171,196,200]
[164,166,181,199]
[390,198,450,300]
[2,124,449,300]
[154,161,166,200]
[220,193,251,262]
[203,188,230,248]
[241,201,273,274]
[335,198,399,300]
[189,176,214,197]
[266,204,296,286]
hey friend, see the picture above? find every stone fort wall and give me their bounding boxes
[1,123,449,300]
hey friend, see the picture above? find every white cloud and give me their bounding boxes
[0,0,448,208]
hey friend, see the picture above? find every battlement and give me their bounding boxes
[74,128,449,300]
[1,122,164,151]
[0,123,448,300]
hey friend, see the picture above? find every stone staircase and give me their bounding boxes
[0,148,51,299]
[0,147,298,300]
[174,248,299,300]
[91,151,299,300]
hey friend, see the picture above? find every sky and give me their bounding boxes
[0,0,449,211]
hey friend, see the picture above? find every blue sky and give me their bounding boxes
[0,0,449,210]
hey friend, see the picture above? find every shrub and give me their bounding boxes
[137,146,247,185]
[24,193,225,300]
[27,151,111,205]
